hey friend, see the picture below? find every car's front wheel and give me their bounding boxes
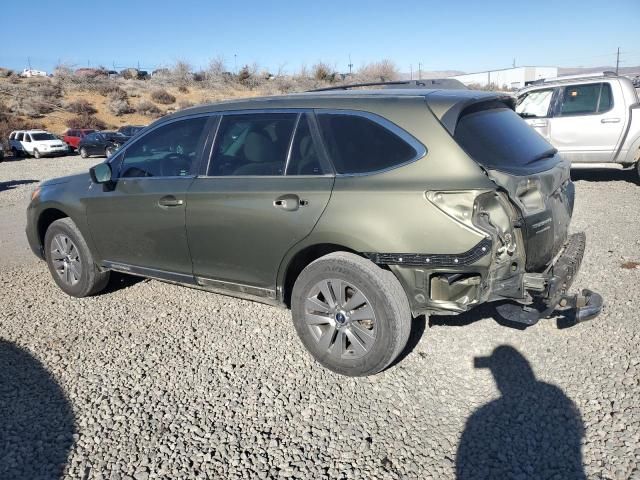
[79,147,88,159]
[291,252,412,376]
[44,218,110,297]
[33,148,40,159]
[105,146,114,158]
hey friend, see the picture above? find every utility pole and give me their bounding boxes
[616,47,620,75]
[513,57,516,68]
[27,56,32,70]
[348,54,353,75]
[418,62,422,80]
[410,64,413,80]
[234,54,237,74]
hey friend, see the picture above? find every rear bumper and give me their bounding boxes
[496,232,603,325]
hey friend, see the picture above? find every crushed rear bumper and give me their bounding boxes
[495,232,603,325]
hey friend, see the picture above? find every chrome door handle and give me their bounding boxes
[158,195,183,207]
[601,118,620,123]
[273,194,305,211]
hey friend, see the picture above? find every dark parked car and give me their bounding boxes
[78,131,129,158]
[117,125,145,137]
[26,88,602,376]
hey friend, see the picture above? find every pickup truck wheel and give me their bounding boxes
[79,147,88,159]
[44,218,110,297]
[291,252,411,376]
[635,160,640,182]
[33,149,41,159]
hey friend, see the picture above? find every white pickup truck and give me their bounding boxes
[516,73,640,179]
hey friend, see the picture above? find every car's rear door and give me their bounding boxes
[186,111,334,296]
[85,115,213,277]
[547,81,625,163]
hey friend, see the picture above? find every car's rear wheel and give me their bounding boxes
[44,218,110,297]
[105,146,113,158]
[291,252,412,376]
[33,149,40,159]
[79,147,88,159]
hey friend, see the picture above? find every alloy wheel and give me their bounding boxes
[50,234,82,286]
[304,279,377,360]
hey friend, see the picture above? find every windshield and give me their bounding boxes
[31,133,57,141]
[454,106,559,174]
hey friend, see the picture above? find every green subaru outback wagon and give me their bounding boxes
[26,88,602,376]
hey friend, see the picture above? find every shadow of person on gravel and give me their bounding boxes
[0,339,75,479]
[456,345,586,480]
[0,179,39,193]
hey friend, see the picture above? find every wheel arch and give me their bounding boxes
[278,243,363,308]
[37,207,70,249]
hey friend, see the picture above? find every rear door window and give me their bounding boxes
[208,112,297,176]
[454,104,558,174]
[316,112,421,174]
[285,114,327,175]
[16,133,24,141]
[557,83,612,116]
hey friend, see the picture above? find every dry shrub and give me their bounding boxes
[66,99,97,115]
[108,98,134,116]
[356,60,399,82]
[178,100,195,110]
[66,114,108,130]
[178,85,189,93]
[136,101,162,117]
[150,89,176,105]
[312,62,333,82]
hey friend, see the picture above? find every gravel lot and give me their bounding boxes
[1,155,639,479]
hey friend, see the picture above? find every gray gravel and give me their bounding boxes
[1,156,639,479]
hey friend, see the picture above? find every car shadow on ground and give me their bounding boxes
[571,168,638,184]
[0,179,38,193]
[0,339,75,479]
[455,345,586,479]
[101,271,147,294]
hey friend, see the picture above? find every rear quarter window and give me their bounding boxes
[316,112,422,174]
[454,104,558,174]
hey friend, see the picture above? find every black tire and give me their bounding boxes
[291,252,412,376]
[44,218,110,297]
[636,160,640,183]
[79,147,88,159]
[33,148,40,159]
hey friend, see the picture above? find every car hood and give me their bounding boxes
[37,139,67,146]
[40,172,91,187]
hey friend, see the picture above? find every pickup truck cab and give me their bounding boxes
[9,130,68,158]
[516,73,640,179]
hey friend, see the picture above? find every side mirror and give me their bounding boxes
[90,163,113,184]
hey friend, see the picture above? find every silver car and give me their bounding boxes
[516,73,640,179]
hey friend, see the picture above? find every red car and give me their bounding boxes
[62,128,96,151]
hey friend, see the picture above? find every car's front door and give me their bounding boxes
[186,111,334,296]
[85,115,212,278]
[547,81,625,163]
[516,87,556,141]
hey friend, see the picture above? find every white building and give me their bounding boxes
[451,66,558,90]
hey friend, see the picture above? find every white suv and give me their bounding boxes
[9,130,68,158]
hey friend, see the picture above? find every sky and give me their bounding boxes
[2,0,639,75]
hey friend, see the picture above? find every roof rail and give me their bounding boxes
[530,70,619,86]
[309,80,428,92]
[308,79,467,92]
